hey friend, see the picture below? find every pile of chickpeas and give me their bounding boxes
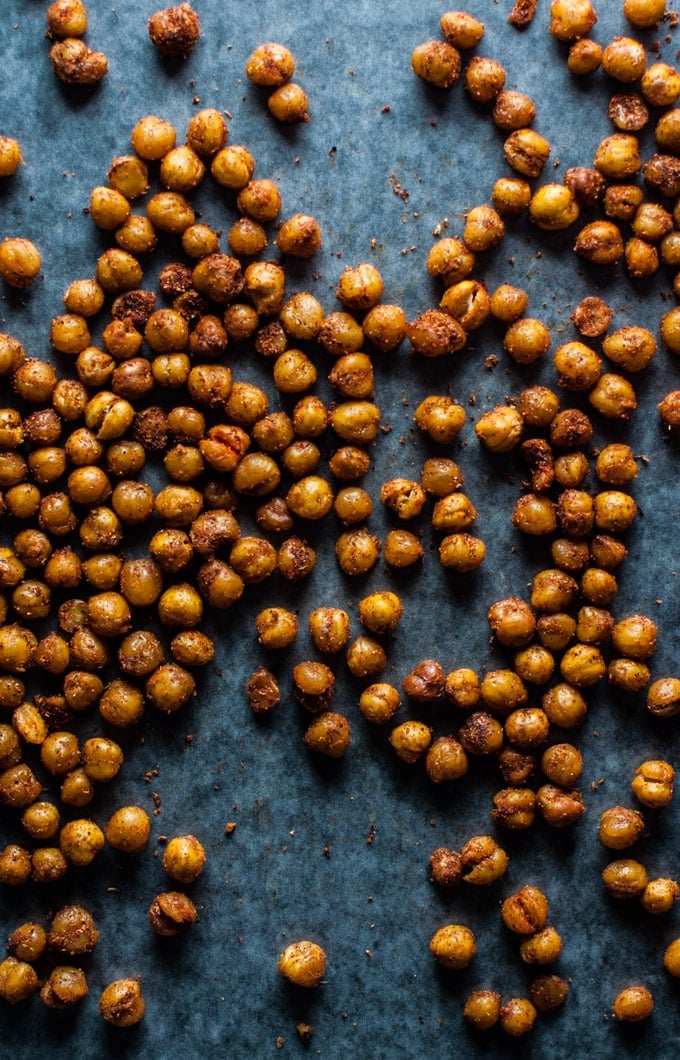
[2,0,680,1040]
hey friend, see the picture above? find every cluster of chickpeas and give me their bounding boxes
[245,42,310,125]
[429,884,567,1037]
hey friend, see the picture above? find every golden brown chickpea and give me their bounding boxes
[602,858,649,900]
[59,768,95,809]
[499,997,537,1038]
[513,646,555,686]
[186,107,227,156]
[245,41,295,85]
[0,763,41,807]
[406,308,466,358]
[429,924,475,969]
[491,787,536,830]
[531,569,578,613]
[599,805,645,849]
[402,659,445,704]
[40,731,80,776]
[273,348,318,393]
[358,683,400,725]
[346,636,387,679]
[358,591,403,636]
[268,83,310,123]
[162,834,206,885]
[487,597,536,648]
[549,0,598,39]
[147,191,195,234]
[278,940,326,987]
[0,137,23,178]
[0,957,38,1003]
[361,303,407,353]
[463,204,506,251]
[631,760,674,808]
[425,736,469,784]
[105,806,151,854]
[503,129,550,179]
[40,964,89,1008]
[641,877,679,915]
[463,990,501,1031]
[236,179,282,224]
[255,607,299,650]
[8,922,47,963]
[504,708,550,750]
[332,487,372,527]
[464,56,505,103]
[609,657,650,694]
[99,977,145,1026]
[444,670,480,710]
[491,177,532,219]
[413,395,465,443]
[556,490,593,538]
[574,220,624,265]
[308,608,350,654]
[246,667,280,714]
[623,0,666,25]
[474,405,523,453]
[665,938,680,978]
[492,88,536,130]
[293,660,335,713]
[500,885,549,935]
[0,845,32,886]
[611,614,657,662]
[439,533,486,573]
[480,670,528,714]
[304,712,351,758]
[59,818,105,867]
[411,40,461,88]
[536,784,586,827]
[389,720,432,763]
[460,835,508,884]
[612,985,653,1022]
[588,373,637,420]
[209,146,254,193]
[149,891,198,936]
[98,679,145,727]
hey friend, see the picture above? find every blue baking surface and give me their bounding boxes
[1,0,680,1056]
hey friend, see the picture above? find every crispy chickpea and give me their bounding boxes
[308,608,350,654]
[21,801,60,841]
[59,819,105,866]
[500,885,549,935]
[567,37,602,75]
[487,597,535,648]
[429,924,475,969]
[162,834,206,884]
[407,308,466,357]
[463,990,501,1031]
[40,731,80,777]
[424,736,468,784]
[612,985,653,1022]
[631,760,674,809]
[491,787,536,830]
[429,848,463,888]
[362,304,407,352]
[8,922,47,963]
[358,591,403,636]
[346,636,387,679]
[609,657,650,694]
[460,835,508,884]
[503,129,550,179]
[499,998,537,1038]
[0,137,23,179]
[574,220,624,265]
[0,237,41,289]
[277,537,316,582]
[441,11,484,48]
[411,40,461,88]
[602,858,649,900]
[664,939,680,976]
[246,667,280,714]
[610,615,657,662]
[210,144,255,191]
[98,679,145,727]
[245,41,294,85]
[459,712,504,756]
[278,941,326,987]
[641,877,679,915]
[464,56,505,103]
[149,891,198,936]
[599,806,645,849]
[0,762,42,807]
[358,683,400,725]
[333,487,372,526]
[531,569,578,613]
[463,204,505,250]
[304,712,351,758]
[99,978,145,1026]
[255,607,299,650]
[492,177,532,219]
[293,661,335,713]
[105,806,151,854]
[268,83,310,123]
[0,957,38,1003]
[536,784,586,827]
[40,965,88,1008]
[475,405,523,453]
[389,721,432,763]
[147,2,199,57]
[0,845,32,885]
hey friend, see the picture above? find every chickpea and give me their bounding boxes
[0,958,38,1004]
[0,845,31,885]
[0,763,41,807]
[500,885,549,935]
[278,941,326,987]
[567,38,602,75]
[307,608,350,654]
[499,998,537,1038]
[358,683,400,725]
[487,597,536,648]
[664,939,680,976]
[463,990,501,1031]
[346,636,387,679]
[274,349,317,393]
[463,204,505,250]
[429,924,476,969]
[492,89,536,131]
[0,137,23,179]
[254,607,299,650]
[245,41,295,85]
[105,806,151,855]
[444,668,481,710]
[389,720,432,763]
[59,818,105,867]
[641,877,679,915]
[475,405,523,453]
[277,537,316,582]
[149,891,198,936]
[492,177,531,219]
[411,40,461,88]
[612,985,653,1022]
[599,806,645,850]
[513,645,555,685]
[441,12,484,49]
[609,658,650,694]
[8,922,47,963]
[333,486,372,526]
[98,679,145,727]
[464,56,505,103]
[425,736,469,783]
[536,784,586,827]
[279,292,325,341]
[531,569,578,613]
[631,760,674,809]
[362,304,407,352]
[602,858,649,900]
[246,668,280,714]
[407,308,466,357]
[459,712,504,756]
[0,237,41,289]
[491,787,536,830]
[427,237,475,285]
[503,129,550,179]
[99,978,145,1027]
[460,835,509,884]
[268,83,310,123]
[429,848,463,888]
[304,712,351,758]
[162,834,206,885]
[574,221,624,265]
[610,615,657,662]
[147,2,200,57]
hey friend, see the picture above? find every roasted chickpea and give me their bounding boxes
[463,204,505,250]
[0,957,38,1003]
[599,806,645,849]
[278,941,326,988]
[463,990,501,1031]
[458,712,504,756]
[460,835,508,884]
[411,40,461,88]
[105,806,151,854]
[162,834,206,885]
[429,924,476,969]
[308,608,350,654]
[99,978,145,1027]
[407,308,466,357]
[304,712,351,758]
[612,985,653,1022]
[346,636,387,679]
[536,784,586,827]
[500,885,549,935]
[255,607,299,650]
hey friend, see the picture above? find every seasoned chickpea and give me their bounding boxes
[599,806,645,849]
[491,787,536,830]
[460,835,508,884]
[389,720,432,763]
[358,683,400,725]
[411,40,461,88]
[8,922,47,963]
[441,11,484,49]
[362,304,407,352]
[492,89,536,130]
[464,56,505,103]
[105,806,151,854]
[255,607,299,650]
[492,177,531,218]
[514,646,555,685]
[475,405,523,453]
[0,137,23,179]
[99,978,145,1027]
[0,238,41,289]
[503,129,550,179]
[407,308,466,357]
[0,845,32,885]
[427,237,475,285]
[308,608,350,654]
[602,858,649,900]
[0,957,38,1003]
[459,712,504,756]
[487,597,535,648]
[358,591,403,636]
[278,941,326,987]
[429,924,476,969]
[346,635,387,679]
[574,221,624,265]
[664,939,680,976]
[304,712,351,758]
[245,41,295,85]
[641,877,679,915]
[149,891,198,936]
[631,760,674,808]
[268,83,310,123]
[610,615,657,662]
[500,885,549,935]
[463,204,505,250]
[211,144,255,190]
[162,834,206,884]
[277,537,316,582]
[536,784,586,827]
[498,753,535,788]
[463,990,501,1031]
[612,985,653,1022]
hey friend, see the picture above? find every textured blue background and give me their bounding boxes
[1,1,680,1057]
